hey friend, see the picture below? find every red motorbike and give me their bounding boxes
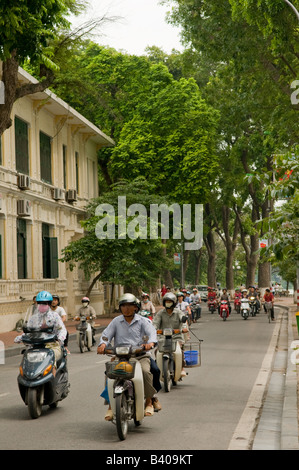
[208,299,218,314]
[219,300,230,321]
[234,297,241,314]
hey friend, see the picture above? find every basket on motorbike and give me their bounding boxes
[157,336,177,353]
[105,360,136,379]
[184,341,201,367]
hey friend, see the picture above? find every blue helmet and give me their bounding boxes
[36,291,53,302]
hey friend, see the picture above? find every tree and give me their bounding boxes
[60,178,177,296]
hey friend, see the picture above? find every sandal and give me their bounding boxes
[144,405,154,416]
[104,409,113,421]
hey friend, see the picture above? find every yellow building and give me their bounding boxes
[0,66,118,332]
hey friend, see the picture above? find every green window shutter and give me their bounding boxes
[17,219,27,279]
[40,132,52,184]
[49,237,59,278]
[15,117,29,174]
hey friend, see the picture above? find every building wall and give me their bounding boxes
[0,80,116,332]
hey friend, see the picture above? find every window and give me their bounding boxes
[63,145,67,189]
[15,117,29,174]
[40,131,52,183]
[42,223,58,278]
[17,219,27,279]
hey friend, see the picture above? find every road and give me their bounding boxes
[0,304,279,450]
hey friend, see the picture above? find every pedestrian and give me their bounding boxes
[161,284,167,297]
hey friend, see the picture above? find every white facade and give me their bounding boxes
[0,66,117,332]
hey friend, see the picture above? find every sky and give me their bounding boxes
[70,0,184,55]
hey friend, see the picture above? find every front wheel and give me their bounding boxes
[28,387,43,419]
[163,357,171,393]
[115,393,129,440]
[79,333,85,353]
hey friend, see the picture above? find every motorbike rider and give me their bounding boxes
[14,291,67,375]
[218,288,231,314]
[51,294,69,352]
[153,292,188,378]
[97,293,160,419]
[141,293,156,315]
[176,292,191,317]
[233,288,242,310]
[189,288,202,321]
[76,296,96,345]
[248,286,260,312]
[207,287,217,308]
[262,288,275,320]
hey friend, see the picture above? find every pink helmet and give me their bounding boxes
[81,297,90,303]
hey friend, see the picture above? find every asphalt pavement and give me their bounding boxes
[1,297,298,450]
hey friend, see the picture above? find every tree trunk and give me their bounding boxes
[204,203,217,287]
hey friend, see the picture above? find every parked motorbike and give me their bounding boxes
[234,297,241,314]
[249,296,258,316]
[219,300,230,321]
[156,328,183,392]
[75,315,93,353]
[104,344,146,440]
[17,326,70,419]
[208,299,218,314]
[240,298,250,320]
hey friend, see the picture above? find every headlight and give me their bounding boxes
[163,328,173,336]
[115,346,131,355]
[27,351,48,363]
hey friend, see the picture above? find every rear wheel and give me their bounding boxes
[115,393,129,440]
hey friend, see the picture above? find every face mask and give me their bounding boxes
[82,302,88,307]
[143,299,148,303]
[165,301,173,308]
[38,304,49,314]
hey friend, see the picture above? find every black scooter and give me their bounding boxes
[18,326,70,419]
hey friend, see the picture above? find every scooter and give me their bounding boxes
[219,300,230,321]
[139,309,153,322]
[234,297,241,314]
[156,328,183,392]
[208,299,218,314]
[249,296,258,316]
[240,298,250,320]
[17,326,70,419]
[75,315,93,353]
[190,302,201,322]
[104,344,146,441]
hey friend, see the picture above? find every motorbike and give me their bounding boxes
[104,343,146,441]
[156,328,183,392]
[234,297,241,314]
[75,315,93,353]
[17,326,70,419]
[190,302,201,322]
[249,296,258,316]
[138,309,153,322]
[240,298,250,320]
[208,299,218,314]
[219,300,230,321]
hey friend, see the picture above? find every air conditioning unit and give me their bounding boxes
[18,174,30,190]
[66,189,77,203]
[17,199,31,217]
[52,188,65,201]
